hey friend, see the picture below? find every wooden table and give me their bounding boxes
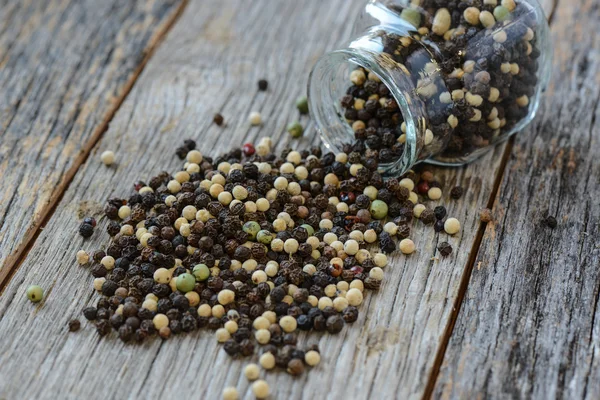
[0,0,598,399]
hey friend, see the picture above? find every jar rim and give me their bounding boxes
[308,47,421,177]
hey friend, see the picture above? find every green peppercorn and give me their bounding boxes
[26,285,43,303]
[257,229,273,244]
[369,199,388,220]
[243,221,261,240]
[176,273,196,293]
[287,121,304,138]
[400,8,421,28]
[296,96,309,114]
[300,224,314,236]
[493,6,510,21]
[193,264,210,281]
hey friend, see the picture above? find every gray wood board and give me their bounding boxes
[0,0,184,283]
[0,0,559,399]
[0,0,504,399]
[433,0,600,398]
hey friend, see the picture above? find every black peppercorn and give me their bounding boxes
[326,315,344,334]
[437,242,453,257]
[434,206,447,220]
[83,307,98,320]
[287,359,305,376]
[450,186,464,199]
[223,339,241,356]
[544,215,557,228]
[118,325,133,342]
[239,339,255,357]
[258,79,268,91]
[78,223,94,238]
[96,320,111,336]
[68,319,81,332]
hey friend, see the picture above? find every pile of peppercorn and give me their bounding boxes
[341,0,541,163]
[76,137,462,379]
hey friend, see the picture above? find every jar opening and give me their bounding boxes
[308,49,419,177]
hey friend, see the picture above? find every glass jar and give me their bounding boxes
[308,0,552,176]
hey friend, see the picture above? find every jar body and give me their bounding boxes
[309,0,552,176]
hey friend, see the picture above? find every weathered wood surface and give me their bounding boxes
[0,0,184,284]
[433,0,600,398]
[0,0,566,399]
[0,1,514,399]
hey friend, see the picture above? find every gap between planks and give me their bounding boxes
[421,0,561,397]
[0,0,189,293]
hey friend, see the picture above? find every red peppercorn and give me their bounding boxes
[350,265,363,275]
[242,143,255,157]
[416,180,430,195]
[328,263,342,278]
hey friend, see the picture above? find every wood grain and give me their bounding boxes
[0,1,514,399]
[433,0,600,398]
[0,0,184,284]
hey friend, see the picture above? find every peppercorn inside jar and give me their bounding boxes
[309,0,552,177]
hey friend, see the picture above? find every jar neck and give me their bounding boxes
[309,27,444,177]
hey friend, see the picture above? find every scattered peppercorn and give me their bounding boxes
[75,134,466,383]
[437,242,453,257]
[244,363,260,380]
[287,121,304,138]
[222,387,239,400]
[258,79,268,91]
[68,319,81,332]
[100,150,115,166]
[26,285,43,303]
[249,111,262,126]
[480,208,493,223]
[78,222,94,238]
[242,143,255,157]
[213,113,224,126]
[251,380,270,399]
[544,215,557,229]
[450,186,464,200]
[296,96,309,114]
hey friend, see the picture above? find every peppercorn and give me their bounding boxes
[480,208,493,223]
[213,113,224,126]
[251,380,270,399]
[420,209,435,225]
[434,206,447,220]
[544,215,557,228]
[325,315,344,333]
[244,363,260,380]
[258,79,268,91]
[287,121,304,138]
[26,285,43,303]
[96,320,112,336]
[100,150,115,166]
[239,339,255,356]
[223,387,238,400]
[437,242,453,257]
[249,112,262,126]
[444,218,461,235]
[287,359,305,376]
[79,223,94,238]
[68,319,81,332]
[296,96,309,114]
[83,307,97,320]
[450,186,464,199]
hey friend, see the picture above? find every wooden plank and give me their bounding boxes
[0,2,554,400]
[433,0,600,398]
[0,0,185,284]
